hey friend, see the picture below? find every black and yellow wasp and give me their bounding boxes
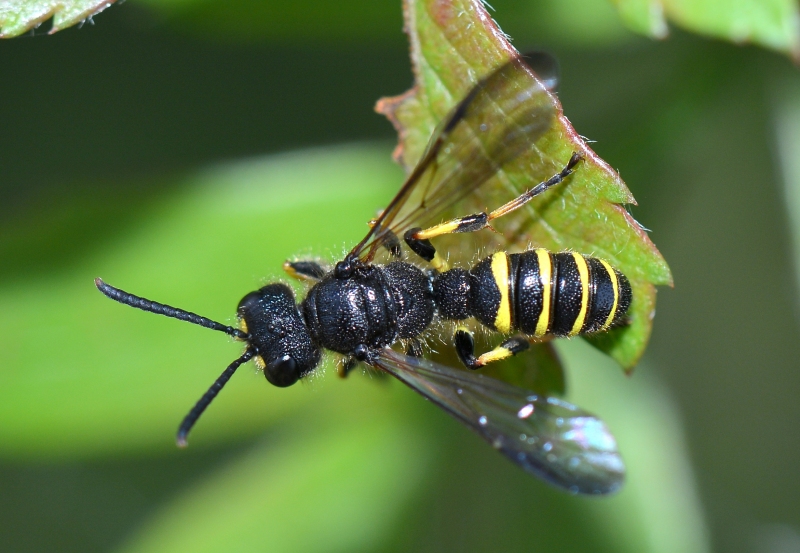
[96,54,631,495]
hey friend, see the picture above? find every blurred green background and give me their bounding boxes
[2,1,800,552]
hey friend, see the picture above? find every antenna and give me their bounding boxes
[95,278,256,446]
[95,278,249,340]
[176,349,255,447]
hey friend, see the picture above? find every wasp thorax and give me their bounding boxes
[301,262,434,356]
[237,284,321,387]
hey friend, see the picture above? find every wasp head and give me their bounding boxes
[237,284,321,387]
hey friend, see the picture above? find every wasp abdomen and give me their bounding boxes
[433,250,631,338]
[510,249,631,337]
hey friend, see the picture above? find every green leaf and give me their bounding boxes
[115,411,432,553]
[775,78,800,296]
[610,0,800,61]
[558,339,710,553]
[376,0,672,371]
[0,0,117,37]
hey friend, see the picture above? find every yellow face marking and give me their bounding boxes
[599,259,619,331]
[254,355,266,370]
[238,319,249,339]
[477,346,513,365]
[415,220,461,240]
[491,252,511,333]
[569,252,590,336]
[534,249,552,337]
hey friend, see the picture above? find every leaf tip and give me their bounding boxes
[375,86,420,171]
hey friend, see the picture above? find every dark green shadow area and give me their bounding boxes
[0,442,258,553]
[0,4,409,285]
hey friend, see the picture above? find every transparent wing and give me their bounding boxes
[373,348,624,495]
[348,54,558,263]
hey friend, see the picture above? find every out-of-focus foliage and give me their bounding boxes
[0,0,116,37]
[0,147,402,457]
[776,80,800,291]
[611,0,800,61]
[137,0,404,43]
[116,414,434,553]
[3,0,799,64]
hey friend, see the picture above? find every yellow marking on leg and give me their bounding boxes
[569,252,590,336]
[491,252,511,333]
[282,261,300,279]
[477,346,514,366]
[283,261,321,283]
[599,259,619,331]
[254,355,266,370]
[430,252,450,272]
[534,249,552,337]
[414,220,462,240]
[238,319,249,337]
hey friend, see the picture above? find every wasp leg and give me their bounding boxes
[405,153,583,265]
[454,327,530,370]
[382,230,403,258]
[366,216,403,258]
[283,260,327,283]
[406,338,424,358]
[339,355,391,381]
[403,230,450,272]
[338,356,359,378]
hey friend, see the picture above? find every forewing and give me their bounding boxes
[349,55,557,262]
[373,348,624,494]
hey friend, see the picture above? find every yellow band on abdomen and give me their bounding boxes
[491,252,511,333]
[569,252,590,336]
[534,249,552,337]
[599,259,619,331]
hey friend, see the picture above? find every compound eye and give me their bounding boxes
[265,355,299,387]
[237,291,262,313]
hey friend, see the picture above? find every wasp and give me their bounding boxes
[96,54,631,495]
